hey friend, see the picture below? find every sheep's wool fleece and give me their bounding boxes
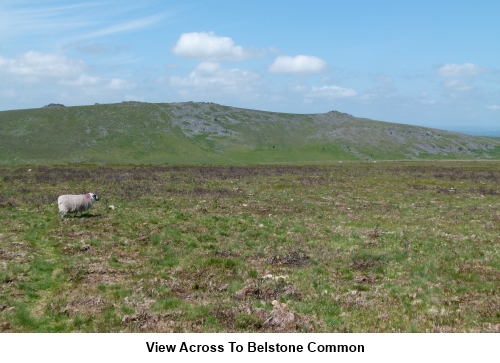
[58,193,95,215]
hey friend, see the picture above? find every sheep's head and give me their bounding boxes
[90,193,99,201]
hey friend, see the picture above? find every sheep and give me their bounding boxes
[58,192,99,218]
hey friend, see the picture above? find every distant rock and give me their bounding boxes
[43,103,65,108]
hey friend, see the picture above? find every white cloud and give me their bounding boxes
[170,62,261,94]
[107,78,135,90]
[306,85,357,99]
[269,55,328,75]
[438,63,483,77]
[60,74,135,90]
[487,105,499,110]
[172,32,263,62]
[195,62,221,74]
[0,51,87,80]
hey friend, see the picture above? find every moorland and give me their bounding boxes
[1,162,499,332]
[2,102,500,164]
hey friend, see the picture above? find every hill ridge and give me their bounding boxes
[1,101,499,164]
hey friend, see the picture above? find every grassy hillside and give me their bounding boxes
[1,101,500,164]
[1,162,499,332]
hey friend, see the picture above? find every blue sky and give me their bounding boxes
[1,0,499,134]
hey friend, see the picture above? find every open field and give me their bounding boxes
[1,161,499,332]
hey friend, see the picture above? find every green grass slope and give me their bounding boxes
[1,101,499,164]
[1,163,500,332]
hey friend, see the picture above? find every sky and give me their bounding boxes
[0,0,499,134]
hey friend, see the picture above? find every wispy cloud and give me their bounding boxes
[63,42,110,55]
[443,79,473,92]
[60,73,136,91]
[0,89,17,98]
[79,13,168,39]
[305,85,357,99]
[170,62,261,95]
[372,74,393,83]
[0,2,102,36]
[0,2,169,44]
[437,63,483,77]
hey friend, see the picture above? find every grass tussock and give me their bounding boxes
[0,161,499,332]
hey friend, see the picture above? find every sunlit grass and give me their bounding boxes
[0,161,499,332]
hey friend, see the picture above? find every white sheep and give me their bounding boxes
[58,193,99,218]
